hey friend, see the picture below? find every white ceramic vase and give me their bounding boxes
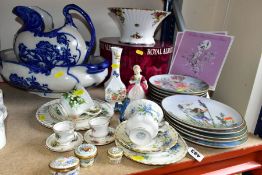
[105,47,126,104]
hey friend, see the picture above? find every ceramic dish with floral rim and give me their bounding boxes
[166,117,248,140]
[164,112,246,135]
[84,127,115,145]
[175,124,248,142]
[115,121,178,153]
[46,132,83,152]
[162,95,244,131]
[149,74,209,94]
[148,84,207,98]
[148,88,207,104]
[36,99,114,130]
[180,132,248,149]
[115,135,187,165]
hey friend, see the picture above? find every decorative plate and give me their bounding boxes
[148,84,207,98]
[84,127,115,145]
[46,132,83,152]
[167,117,248,140]
[149,74,209,94]
[115,135,187,165]
[162,95,244,131]
[36,99,114,130]
[164,114,246,135]
[175,124,247,142]
[180,132,248,149]
[115,121,178,153]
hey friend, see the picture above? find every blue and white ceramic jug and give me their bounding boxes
[13,4,96,72]
[0,4,109,96]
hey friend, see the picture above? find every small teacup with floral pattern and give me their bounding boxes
[53,121,76,145]
[89,117,110,138]
[49,84,101,121]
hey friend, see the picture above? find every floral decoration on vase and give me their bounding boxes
[105,47,127,104]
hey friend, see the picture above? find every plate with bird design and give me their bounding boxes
[162,95,244,131]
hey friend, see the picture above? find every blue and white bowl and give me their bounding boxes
[0,49,109,95]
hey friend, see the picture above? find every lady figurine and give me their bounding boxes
[127,65,148,100]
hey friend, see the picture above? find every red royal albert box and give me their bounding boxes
[99,37,174,85]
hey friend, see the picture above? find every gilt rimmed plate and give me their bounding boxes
[180,132,248,149]
[164,113,246,135]
[148,83,207,97]
[148,85,207,99]
[115,121,178,153]
[115,135,187,165]
[166,117,248,140]
[36,99,114,130]
[162,95,244,131]
[149,74,209,94]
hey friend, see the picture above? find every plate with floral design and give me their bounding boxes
[162,95,244,131]
[115,135,187,165]
[165,114,247,135]
[115,121,178,153]
[174,122,248,142]
[148,83,207,97]
[36,99,114,130]
[149,74,209,94]
[180,132,248,148]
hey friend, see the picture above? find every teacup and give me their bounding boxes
[89,117,110,138]
[53,121,76,145]
[60,84,96,117]
[126,113,158,145]
[49,84,101,121]
[124,99,164,123]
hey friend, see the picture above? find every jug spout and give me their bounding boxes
[13,6,53,33]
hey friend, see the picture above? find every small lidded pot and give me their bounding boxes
[107,146,123,164]
[74,143,97,167]
[49,156,80,175]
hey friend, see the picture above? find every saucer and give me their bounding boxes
[46,132,83,152]
[115,121,178,153]
[115,135,188,165]
[36,99,114,130]
[84,127,115,145]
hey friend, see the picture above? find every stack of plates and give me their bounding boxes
[114,121,188,165]
[162,95,248,148]
[148,74,209,105]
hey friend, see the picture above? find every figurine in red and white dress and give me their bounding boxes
[127,65,148,100]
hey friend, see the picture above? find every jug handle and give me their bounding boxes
[63,4,96,63]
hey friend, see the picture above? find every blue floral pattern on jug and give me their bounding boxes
[18,33,80,74]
